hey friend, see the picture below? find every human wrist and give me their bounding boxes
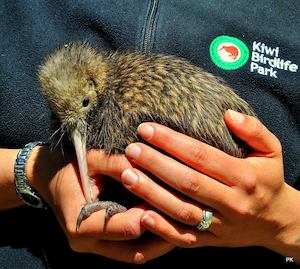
[263,184,300,263]
[25,145,47,193]
[25,145,69,206]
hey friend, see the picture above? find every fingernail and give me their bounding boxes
[137,123,154,140]
[141,214,155,227]
[125,144,141,159]
[122,169,138,186]
[228,109,245,124]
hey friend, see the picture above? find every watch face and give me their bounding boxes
[20,192,44,208]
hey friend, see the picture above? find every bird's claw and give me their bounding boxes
[76,201,127,232]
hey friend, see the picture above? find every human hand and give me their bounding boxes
[120,110,300,261]
[26,147,174,263]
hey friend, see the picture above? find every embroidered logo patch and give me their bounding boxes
[210,35,298,78]
[210,35,249,70]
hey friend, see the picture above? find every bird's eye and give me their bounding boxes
[82,96,90,107]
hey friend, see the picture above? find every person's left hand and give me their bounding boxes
[119,110,298,251]
[28,147,175,263]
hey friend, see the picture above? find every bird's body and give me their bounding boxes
[86,51,255,157]
[38,42,256,229]
[39,42,255,157]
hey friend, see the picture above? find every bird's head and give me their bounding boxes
[38,42,108,132]
[38,42,109,203]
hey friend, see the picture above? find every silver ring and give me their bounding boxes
[196,209,213,231]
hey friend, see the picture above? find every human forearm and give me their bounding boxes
[0,148,23,209]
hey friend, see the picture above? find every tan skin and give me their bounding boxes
[0,143,173,263]
[1,110,299,264]
[121,110,300,263]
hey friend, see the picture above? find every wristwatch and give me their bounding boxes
[14,141,47,209]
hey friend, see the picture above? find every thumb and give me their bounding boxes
[224,110,282,156]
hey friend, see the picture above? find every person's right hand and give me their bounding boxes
[26,147,174,263]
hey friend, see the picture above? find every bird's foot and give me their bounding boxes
[76,201,127,232]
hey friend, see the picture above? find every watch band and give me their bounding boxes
[14,141,47,209]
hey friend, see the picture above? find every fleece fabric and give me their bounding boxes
[0,1,299,268]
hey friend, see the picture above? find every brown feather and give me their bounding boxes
[38,42,256,158]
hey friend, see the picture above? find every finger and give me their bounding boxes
[224,110,282,156]
[75,206,147,240]
[124,143,233,209]
[91,235,174,264]
[87,149,132,180]
[121,168,205,226]
[136,123,248,187]
[140,210,220,248]
[55,163,144,240]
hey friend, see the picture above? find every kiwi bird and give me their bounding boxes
[38,42,256,231]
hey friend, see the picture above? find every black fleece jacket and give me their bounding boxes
[0,1,299,268]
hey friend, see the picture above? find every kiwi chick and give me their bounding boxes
[38,42,256,230]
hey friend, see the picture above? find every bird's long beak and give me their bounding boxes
[71,125,93,203]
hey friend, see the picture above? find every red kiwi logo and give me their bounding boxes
[210,36,249,70]
[218,45,239,60]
